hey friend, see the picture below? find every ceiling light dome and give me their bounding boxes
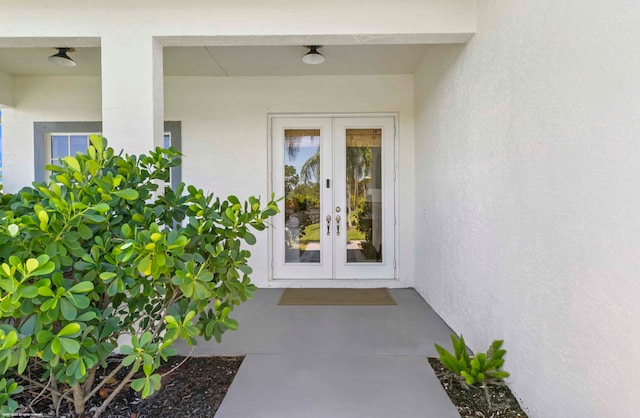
[302,45,325,65]
[48,47,76,67]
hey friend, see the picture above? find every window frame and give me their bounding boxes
[34,121,182,189]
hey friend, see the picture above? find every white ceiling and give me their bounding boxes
[0,45,430,77]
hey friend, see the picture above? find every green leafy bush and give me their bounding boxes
[354,199,372,243]
[434,334,510,386]
[0,135,279,416]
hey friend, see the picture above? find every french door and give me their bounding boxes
[271,116,395,280]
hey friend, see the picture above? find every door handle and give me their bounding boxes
[335,214,341,236]
[326,215,332,236]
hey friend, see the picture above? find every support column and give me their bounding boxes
[101,34,163,155]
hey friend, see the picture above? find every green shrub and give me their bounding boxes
[354,199,372,242]
[0,135,279,417]
[435,334,510,386]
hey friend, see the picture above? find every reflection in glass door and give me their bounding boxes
[272,118,333,280]
[283,129,321,263]
[344,128,383,263]
[333,118,395,279]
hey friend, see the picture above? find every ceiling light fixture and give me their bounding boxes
[48,47,76,67]
[302,45,325,65]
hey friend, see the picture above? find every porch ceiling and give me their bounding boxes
[0,44,429,77]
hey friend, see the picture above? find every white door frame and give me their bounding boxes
[268,113,399,281]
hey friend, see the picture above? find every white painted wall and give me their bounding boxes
[165,75,415,288]
[3,74,415,288]
[0,0,475,45]
[2,76,102,190]
[0,70,14,107]
[413,1,640,417]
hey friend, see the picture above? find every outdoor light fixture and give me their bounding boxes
[302,45,325,65]
[48,47,76,67]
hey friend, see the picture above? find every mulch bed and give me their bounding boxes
[16,355,528,417]
[14,355,243,418]
[428,358,528,418]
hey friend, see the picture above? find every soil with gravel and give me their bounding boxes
[14,355,243,418]
[428,357,529,418]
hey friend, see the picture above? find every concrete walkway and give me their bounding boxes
[175,288,459,418]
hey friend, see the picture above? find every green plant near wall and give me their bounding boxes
[0,135,279,417]
[435,334,510,410]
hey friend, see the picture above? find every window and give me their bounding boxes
[34,121,181,189]
[48,133,92,166]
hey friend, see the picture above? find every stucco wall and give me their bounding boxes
[2,76,102,190]
[0,70,14,107]
[3,74,415,288]
[0,0,475,45]
[166,75,415,287]
[413,1,640,417]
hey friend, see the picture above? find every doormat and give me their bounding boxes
[277,288,396,306]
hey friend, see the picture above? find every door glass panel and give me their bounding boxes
[345,128,383,263]
[284,129,321,263]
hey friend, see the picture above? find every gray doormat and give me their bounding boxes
[277,288,396,306]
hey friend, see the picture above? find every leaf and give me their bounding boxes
[77,223,93,240]
[76,311,97,322]
[89,134,104,152]
[121,224,132,238]
[120,354,136,368]
[7,224,19,237]
[25,258,39,273]
[31,261,55,276]
[20,316,37,335]
[137,255,151,276]
[113,189,139,201]
[1,331,18,348]
[58,323,81,338]
[20,286,39,298]
[38,286,55,297]
[244,232,256,245]
[224,318,238,331]
[59,299,77,321]
[131,377,146,392]
[58,337,81,355]
[100,272,117,281]
[37,210,49,225]
[64,156,81,172]
[69,281,94,294]
[91,203,110,213]
[84,213,106,223]
[51,338,61,355]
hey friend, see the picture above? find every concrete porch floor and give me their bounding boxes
[174,288,459,418]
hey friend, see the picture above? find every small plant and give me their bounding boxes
[0,377,23,416]
[434,334,510,410]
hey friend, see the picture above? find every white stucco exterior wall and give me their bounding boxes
[0,70,14,107]
[2,76,102,190]
[0,0,475,45]
[3,74,415,288]
[413,1,640,417]
[166,75,415,288]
